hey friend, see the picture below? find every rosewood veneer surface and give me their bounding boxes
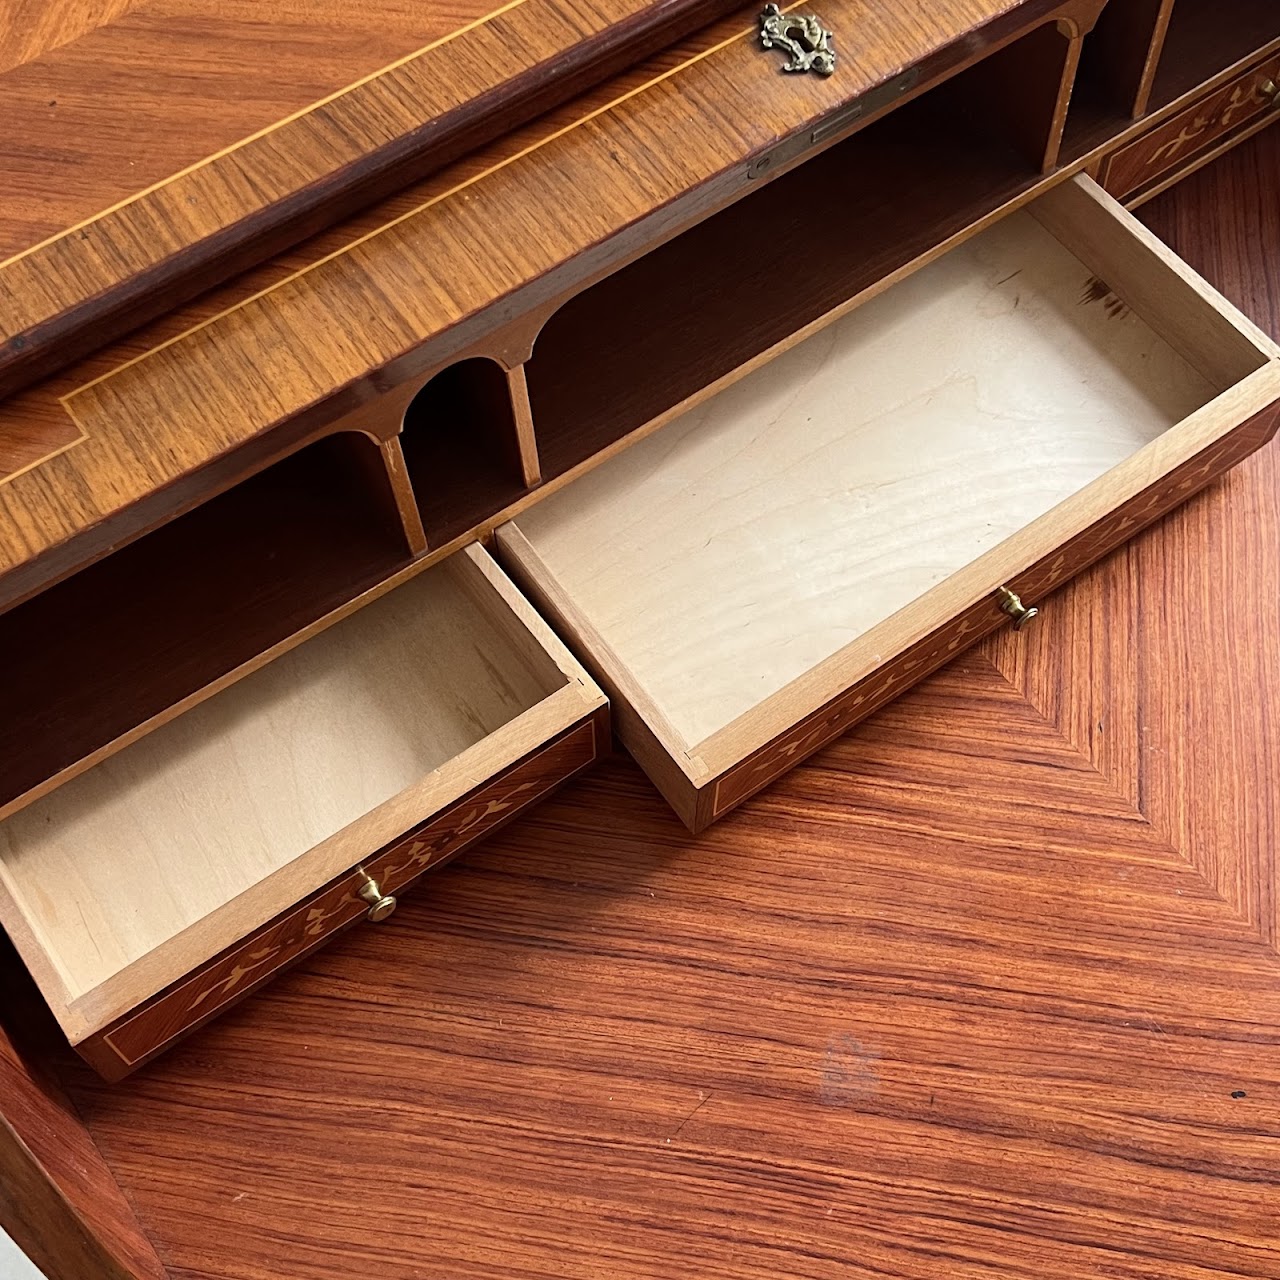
[35,124,1280,1278]
[0,0,767,398]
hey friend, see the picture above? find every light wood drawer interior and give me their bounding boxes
[0,544,603,1045]
[497,174,1280,830]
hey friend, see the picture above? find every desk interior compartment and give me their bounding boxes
[0,545,604,1049]
[522,24,1073,483]
[0,432,418,818]
[1150,0,1279,110]
[401,358,536,547]
[498,175,1280,830]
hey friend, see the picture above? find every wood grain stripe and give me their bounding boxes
[0,0,762,398]
[0,0,530,267]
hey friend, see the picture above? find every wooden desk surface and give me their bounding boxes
[48,124,1280,1280]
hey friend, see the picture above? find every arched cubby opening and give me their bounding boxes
[400,357,535,547]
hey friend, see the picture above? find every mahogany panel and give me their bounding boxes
[0,960,166,1280]
[0,0,489,254]
[0,0,141,74]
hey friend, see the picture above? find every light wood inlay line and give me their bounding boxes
[0,0,532,270]
[58,3,782,407]
[0,429,86,488]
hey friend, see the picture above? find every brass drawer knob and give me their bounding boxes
[997,586,1038,631]
[357,875,397,923]
[1260,78,1279,104]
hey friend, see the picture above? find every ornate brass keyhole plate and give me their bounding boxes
[758,4,836,76]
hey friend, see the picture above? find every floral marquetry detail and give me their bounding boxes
[1101,53,1280,199]
[712,414,1278,819]
[97,718,599,1071]
[376,784,545,889]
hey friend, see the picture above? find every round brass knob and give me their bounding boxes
[996,586,1039,632]
[357,876,397,923]
[1260,78,1279,103]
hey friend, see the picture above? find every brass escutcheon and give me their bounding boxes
[758,3,836,76]
[357,873,397,923]
[997,586,1038,631]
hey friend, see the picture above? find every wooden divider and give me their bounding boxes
[507,366,543,489]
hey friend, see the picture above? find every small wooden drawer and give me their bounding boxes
[1099,51,1280,201]
[496,175,1280,832]
[0,545,605,1079]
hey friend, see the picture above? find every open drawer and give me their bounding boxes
[0,545,606,1079]
[496,175,1280,832]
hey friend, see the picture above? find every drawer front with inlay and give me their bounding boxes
[1099,52,1280,201]
[497,175,1280,831]
[0,544,607,1079]
[707,401,1278,823]
[78,716,603,1080]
